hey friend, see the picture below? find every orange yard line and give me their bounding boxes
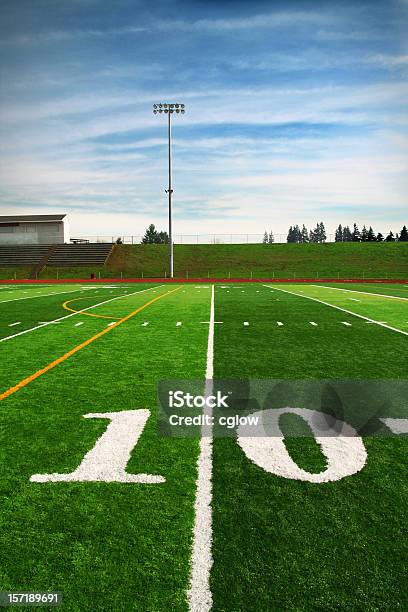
[0,286,181,402]
[62,297,118,320]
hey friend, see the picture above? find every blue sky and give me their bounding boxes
[0,0,407,238]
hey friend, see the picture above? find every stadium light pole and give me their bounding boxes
[153,102,185,278]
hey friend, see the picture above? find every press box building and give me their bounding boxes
[0,214,69,245]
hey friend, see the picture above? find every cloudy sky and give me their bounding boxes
[0,0,407,239]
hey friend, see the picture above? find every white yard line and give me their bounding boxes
[8,321,21,327]
[188,284,214,612]
[0,287,90,305]
[0,285,164,343]
[311,284,408,301]
[264,285,408,337]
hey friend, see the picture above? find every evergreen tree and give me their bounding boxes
[287,226,297,243]
[399,225,408,242]
[352,223,361,242]
[376,232,384,242]
[385,231,395,242]
[335,224,343,242]
[157,230,169,244]
[318,221,326,243]
[361,225,368,242]
[141,224,168,244]
[343,226,352,242]
[300,224,309,243]
[268,230,274,244]
[287,226,293,243]
[294,224,302,243]
[309,228,317,243]
[262,231,268,244]
[367,226,376,241]
[141,224,159,244]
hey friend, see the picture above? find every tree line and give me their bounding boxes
[262,223,408,243]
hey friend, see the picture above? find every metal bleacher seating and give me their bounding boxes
[0,243,114,269]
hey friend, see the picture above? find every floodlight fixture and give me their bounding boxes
[152,102,186,278]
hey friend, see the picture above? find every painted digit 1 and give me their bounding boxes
[30,410,165,484]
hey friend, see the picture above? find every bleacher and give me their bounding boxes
[0,245,51,267]
[0,243,114,269]
[47,243,113,267]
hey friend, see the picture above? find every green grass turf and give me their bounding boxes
[326,282,408,298]
[211,283,408,611]
[0,285,211,611]
[0,282,407,610]
[274,283,408,333]
[0,242,405,280]
[0,284,155,341]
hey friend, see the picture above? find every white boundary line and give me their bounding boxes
[264,285,408,337]
[188,284,214,612]
[0,286,92,305]
[310,284,408,301]
[0,285,164,343]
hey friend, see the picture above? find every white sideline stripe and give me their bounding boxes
[0,285,164,343]
[8,321,21,327]
[0,286,92,305]
[265,285,408,336]
[342,321,352,326]
[311,284,408,301]
[188,284,214,611]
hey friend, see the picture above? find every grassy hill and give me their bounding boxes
[0,242,407,280]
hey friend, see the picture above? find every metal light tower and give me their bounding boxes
[153,102,185,278]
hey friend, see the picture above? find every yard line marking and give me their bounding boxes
[311,284,408,301]
[8,322,21,327]
[0,286,94,305]
[365,321,387,324]
[349,298,360,302]
[309,321,318,326]
[188,284,214,612]
[0,285,164,343]
[341,321,352,326]
[264,285,408,336]
[201,321,223,324]
[277,321,284,326]
[141,321,149,326]
[176,321,182,327]
[243,321,249,326]
[0,286,181,402]
[74,322,84,327]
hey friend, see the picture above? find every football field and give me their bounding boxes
[0,281,407,610]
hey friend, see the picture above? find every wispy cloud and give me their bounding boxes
[0,0,407,235]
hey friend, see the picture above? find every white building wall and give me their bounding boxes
[0,221,66,244]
